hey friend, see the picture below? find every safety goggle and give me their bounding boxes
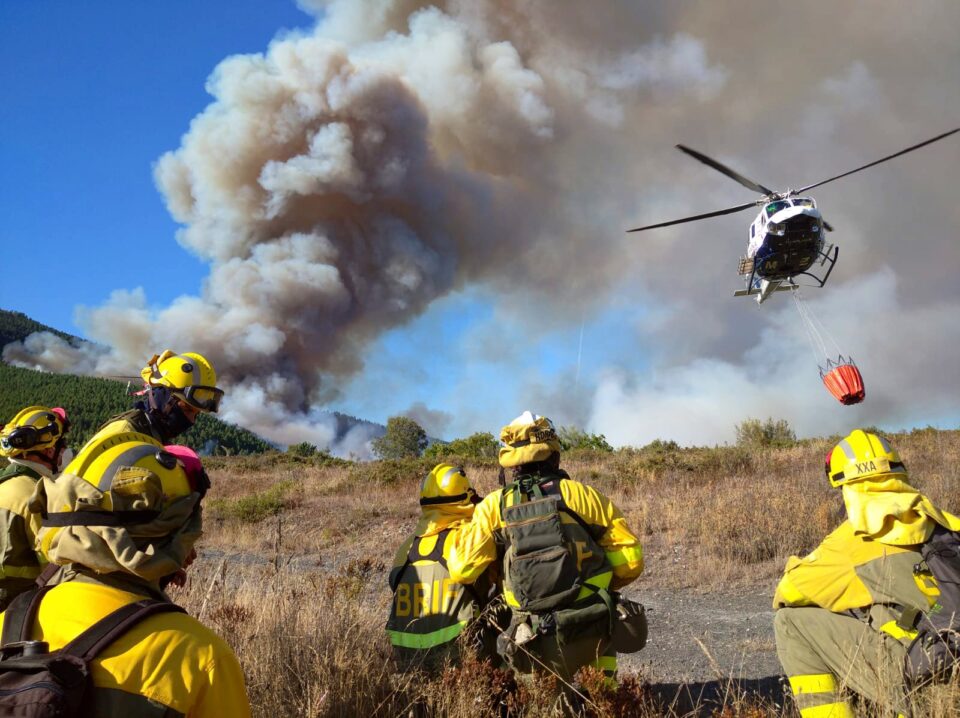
[177,385,224,413]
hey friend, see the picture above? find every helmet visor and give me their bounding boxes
[180,385,224,413]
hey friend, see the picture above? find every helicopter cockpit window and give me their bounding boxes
[765,200,790,217]
[793,198,816,208]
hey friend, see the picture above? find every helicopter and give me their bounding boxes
[628,127,960,304]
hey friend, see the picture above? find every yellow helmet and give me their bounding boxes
[141,350,224,413]
[419,463,478,506]
[62,432,191,500]
[498,411,561,468]
[825,429,907,487]
[0,406,69,458]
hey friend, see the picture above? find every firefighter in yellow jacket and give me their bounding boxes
[448,412,646,691]
[386,463,499,669]
[774,429,960,718]
[0,406,71,609]
[87,350,224,446]
[0,433,250,717]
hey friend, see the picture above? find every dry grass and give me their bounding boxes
[182,428,960,716]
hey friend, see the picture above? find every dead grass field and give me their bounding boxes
[171,428,960,716]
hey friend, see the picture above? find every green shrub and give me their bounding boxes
[348,457,435,485]
[558,426,613,452]
[287,442,321,457]
[424,431,499,460]
[209,480,296,522]
[735,417,797,448]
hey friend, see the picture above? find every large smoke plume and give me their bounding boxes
[6,1,960,448]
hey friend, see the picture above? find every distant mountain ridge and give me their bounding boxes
[0,308,386,454]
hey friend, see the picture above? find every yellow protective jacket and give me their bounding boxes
[773,521,936,615]
[0,580,250,717]
[448,476,643,597]
[0,461,47,609]
[774,479,960,619]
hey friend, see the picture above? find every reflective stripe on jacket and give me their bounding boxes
[449,477,643,593]
[0,463,45,609]
[0,580,251,717]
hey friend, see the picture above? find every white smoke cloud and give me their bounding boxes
[6,1,730,447]
[589,269,960,446]
[5,1,960,448]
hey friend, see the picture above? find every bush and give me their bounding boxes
[371,416,428,459]
[558,426,613,452]
[287,442,325,458]
[424,431,500,460]
[348,457,436,486]
[735,418,797,448]
[209,481,296,522]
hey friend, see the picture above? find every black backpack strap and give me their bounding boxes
[389,529,453,592]
[60,600,186,661]
[34,563,60,587]
[1,587,54,645]
[42,510,161,527]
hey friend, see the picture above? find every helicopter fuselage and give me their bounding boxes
[630,129,960,305]
[747,197,824,281]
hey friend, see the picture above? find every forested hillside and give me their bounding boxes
[0,362,272,454]
[0,309,77,349]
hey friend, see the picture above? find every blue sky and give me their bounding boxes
[1,1,313,331]
[2,2,958,446]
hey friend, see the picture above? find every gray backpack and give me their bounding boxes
[904,525,960,686]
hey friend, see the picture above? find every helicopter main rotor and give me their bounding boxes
[628,126,960,233]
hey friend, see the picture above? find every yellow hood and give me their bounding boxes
[414,502,474,538]
[842,476,960,545]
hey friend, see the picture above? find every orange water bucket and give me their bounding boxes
[820,357,865,405]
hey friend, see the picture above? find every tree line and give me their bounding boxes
[0,362,272,455]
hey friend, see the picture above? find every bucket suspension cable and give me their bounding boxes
[792,289,865,405]
[792,290,829,362]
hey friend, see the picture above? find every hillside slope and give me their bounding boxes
[0,309,78,349]
[0,361,272,454]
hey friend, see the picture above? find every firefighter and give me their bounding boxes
[387,463,500,670]
[448,412,646,697]
[0,406,71,609]
[0,435,250,716]
[88,350,224,446]
[774,429,960,718]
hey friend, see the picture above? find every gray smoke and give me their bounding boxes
[5,1,960,448]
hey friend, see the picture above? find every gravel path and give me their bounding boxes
[619,585,789,712]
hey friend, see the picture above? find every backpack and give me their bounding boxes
[0,586,185,717]
[903,525,960,686]
[500,476,610,618]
